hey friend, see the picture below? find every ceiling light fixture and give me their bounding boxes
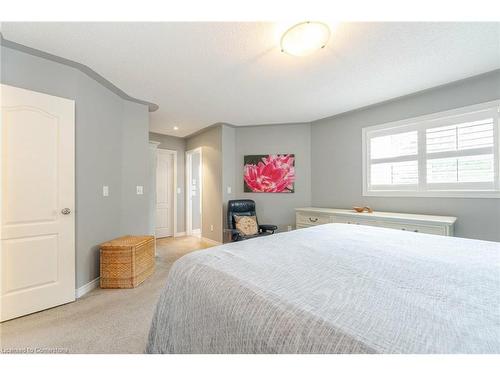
[280,21,331,57]
[173,126,179,130]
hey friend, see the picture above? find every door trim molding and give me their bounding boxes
[156,148,177,237]
[149,141,161,149]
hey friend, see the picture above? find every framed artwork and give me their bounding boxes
[243,154,295,193]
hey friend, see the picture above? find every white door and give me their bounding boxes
[156,150,174,238]
[1,84,75,322]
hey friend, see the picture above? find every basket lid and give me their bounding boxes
[100,235,154,249]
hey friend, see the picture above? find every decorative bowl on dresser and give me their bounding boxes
[100,235,155,289]
[295,207,456,236]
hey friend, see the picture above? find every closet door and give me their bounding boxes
[155,150,174,238]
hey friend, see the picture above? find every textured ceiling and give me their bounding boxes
[2,22,499,137]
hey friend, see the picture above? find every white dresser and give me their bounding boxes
[296,207,456,236]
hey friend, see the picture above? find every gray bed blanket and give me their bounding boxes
[147,224,500,353]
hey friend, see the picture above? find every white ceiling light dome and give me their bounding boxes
[280,21,331,57]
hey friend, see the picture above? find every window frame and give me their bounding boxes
[362,100,500,198]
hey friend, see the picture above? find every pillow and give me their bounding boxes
[234,215,258,236]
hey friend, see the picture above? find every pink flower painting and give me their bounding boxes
[243,154,295,193]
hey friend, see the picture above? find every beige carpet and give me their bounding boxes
[0,236,214,354]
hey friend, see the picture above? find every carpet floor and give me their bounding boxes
[0,236,214,354]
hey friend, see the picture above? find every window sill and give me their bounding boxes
[363,190,500,199]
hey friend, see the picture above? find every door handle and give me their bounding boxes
[61,208,71,215]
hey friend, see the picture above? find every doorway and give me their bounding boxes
[155,149,177,238]
[186,148,202,238]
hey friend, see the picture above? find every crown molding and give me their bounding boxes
[0,34,159,112]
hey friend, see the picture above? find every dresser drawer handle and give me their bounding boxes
[402,228,419,232]
[309,217,318,222]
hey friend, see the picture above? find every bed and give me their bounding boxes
[146,223,500,354]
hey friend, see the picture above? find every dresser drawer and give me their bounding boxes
[377,221,446,235]
[296,212,331,226]
[296,224,313,229]
[332,216,378,227]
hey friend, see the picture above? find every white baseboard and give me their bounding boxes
[202,237,222,246]
[174,231,186,237]
[192,229,201,235]
[75,277,100,299]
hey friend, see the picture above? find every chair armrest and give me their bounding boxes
[259,224,277,233]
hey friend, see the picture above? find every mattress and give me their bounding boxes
[147,223,500,353]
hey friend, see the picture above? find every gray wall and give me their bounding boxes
[147,143,157,235]
[222,125,236,230]
[186,126,223,242]
[121,101,150,235]
[311,70,500,242]
[149,132,186,234]
[234,123,312,229]
[2,45,151,288]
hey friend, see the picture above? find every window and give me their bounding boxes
[362,101,500,198]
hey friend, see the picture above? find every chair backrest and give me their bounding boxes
[227,199,257,230]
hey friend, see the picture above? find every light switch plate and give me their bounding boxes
[227,186,232,194]
[136,186,144,195]
[103,186,109,197]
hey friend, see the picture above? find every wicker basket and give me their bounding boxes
[99,235,155,289]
